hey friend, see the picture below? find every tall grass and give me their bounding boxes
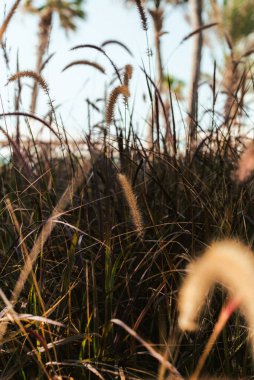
[0,1,254,379]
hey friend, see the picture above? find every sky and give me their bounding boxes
[0,0,213,144]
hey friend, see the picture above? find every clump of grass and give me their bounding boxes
[0,165,85,341]
[2,1,254,377]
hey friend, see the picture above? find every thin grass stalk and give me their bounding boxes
[190,297,240,380]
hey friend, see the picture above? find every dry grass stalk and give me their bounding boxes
[0,166,85,341]
[0,0,21,44]
[178,240,254,355]
[111,318,184,380]
[235,142,254,182]
[123,64,133,88]
[106,85,130,124]
[134,0,148,31]
[117,173,143,238]
[62,60,106,74]
[101,40,133,57]
[190,297,240,380]
[8,70,49,93]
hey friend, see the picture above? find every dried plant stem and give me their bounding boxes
[190,297,241,380]
[111,319,184,380]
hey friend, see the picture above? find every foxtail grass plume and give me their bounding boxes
[106,85,130,125]
[134,0,148,31]
[62,60,106,74]
[8,71,49,93]
[123,64,133,87]
[235,142,254,182]
[117,173,143,238]
[178,240,254,353]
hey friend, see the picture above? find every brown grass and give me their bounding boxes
[0,165,85,342]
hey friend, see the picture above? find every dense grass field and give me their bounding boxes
[1,0,254,379]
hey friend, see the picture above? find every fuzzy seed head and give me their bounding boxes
[106,85,130,125]
[117,173,143,238]
[178,239,254,356]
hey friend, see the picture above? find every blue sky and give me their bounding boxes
[0,0,211,142]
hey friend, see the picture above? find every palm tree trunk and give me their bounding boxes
[187,0,203,153]
[148,7,165,150]
[223,56,241,126]
[31,9,52,114]
[149,7,164,87]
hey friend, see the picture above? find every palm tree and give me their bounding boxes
[187,0,203,152]
[24,0,85,114]
[210,0,254,127]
